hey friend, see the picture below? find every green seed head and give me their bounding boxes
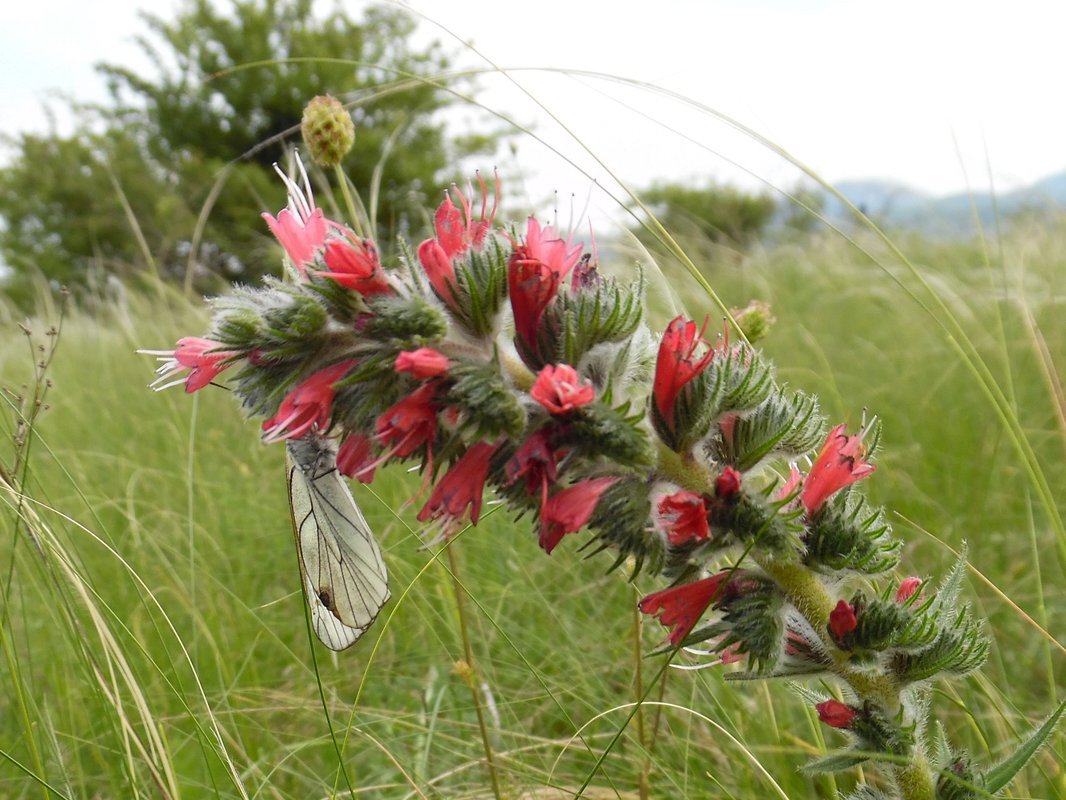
[300,95,355,167]
[732,299,776,344]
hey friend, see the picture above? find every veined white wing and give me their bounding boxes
[286,435,390,650]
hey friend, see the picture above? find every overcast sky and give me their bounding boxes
[3,0,1063,219]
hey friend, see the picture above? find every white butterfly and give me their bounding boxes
[286,435,390,650]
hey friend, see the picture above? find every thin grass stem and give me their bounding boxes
[446,544,503,800]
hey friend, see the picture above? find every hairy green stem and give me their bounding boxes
[896,753,937,800]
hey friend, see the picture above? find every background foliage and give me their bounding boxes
[0,0,496,308]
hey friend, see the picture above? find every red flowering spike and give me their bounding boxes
[657,490,711,546]
[538,476,617,554]
[142,337,236,393]
[395,347,451,379]
[417,441,499,531]
[652,316,716,439]
[505,428,560,505]
[715,466,742,501]
[638,571,732,646]
[896,577,923,604]
[801,423,875,514]
[816,699,857,729]
[318,230,390,296]
[337,432,376,483]
[261,360,355,443]
[374,383,439,460]
[829,599,858,641]
[530,364,595,415]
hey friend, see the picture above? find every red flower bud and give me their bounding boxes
[395,347,451,379]
[828,599,858,641]
[816,699,856,729]
[715,466,742,500]
[896,577,922,603]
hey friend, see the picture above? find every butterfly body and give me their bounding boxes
[286,435,390,650]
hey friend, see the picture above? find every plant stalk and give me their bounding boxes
[632,594,650,800]
[446,546,503,800]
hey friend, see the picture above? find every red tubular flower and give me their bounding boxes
[509,255,559,356]
[262,360,355,443]
[508,217,583,357]
[715,466,742,501]
[143,337,236,393]
[262,162,328,271]
[417,239,460,309]
[638,571,732,646]
[395,348,451,379]
[434,175,498,258]
[829,599,858,641]
[530,364,595,415]
[539,476,618,554]
[653,316,716,431]
[657,490,710,546]
[896,577,923,603]
[318,230,390,296]
[337,433,376,483]
[417,176,499,308]
[505,428,561,506]
[816,699,857,729]
[374,383,439,460]
[417,441,498,530]
[519,217,583,276]
[801,423,875,514]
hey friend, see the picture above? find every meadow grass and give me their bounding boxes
[1,206,1063,799]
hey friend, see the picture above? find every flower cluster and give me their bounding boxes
[142,153,1027,800]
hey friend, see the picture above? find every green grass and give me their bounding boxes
[2,211,1065,799]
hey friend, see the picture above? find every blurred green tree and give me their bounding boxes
[633,181,778,250]
[0,0,495,308]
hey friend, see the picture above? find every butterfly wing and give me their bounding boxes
[286,436,390,650]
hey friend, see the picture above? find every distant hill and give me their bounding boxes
[812,170,1066,236]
